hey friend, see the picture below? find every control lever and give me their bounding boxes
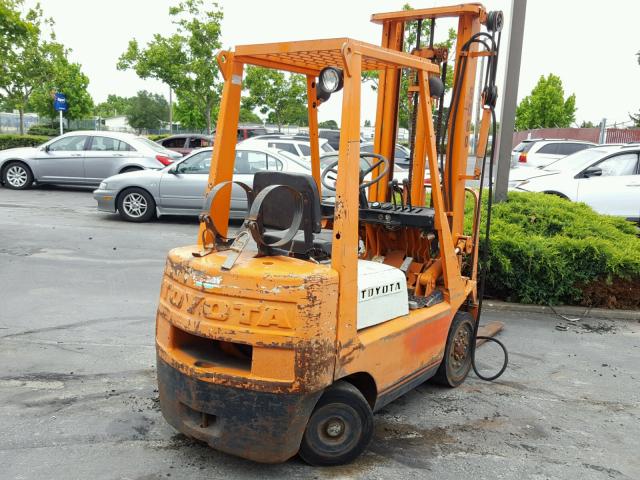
[388,179,404,209]
[402,178,412,211]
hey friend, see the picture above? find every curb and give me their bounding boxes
[483,300,640,321]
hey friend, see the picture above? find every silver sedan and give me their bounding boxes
[0,131,181,190]
[93,146,317,222]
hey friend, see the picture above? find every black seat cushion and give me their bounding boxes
[252,171,321,234]
[262,229,334,258]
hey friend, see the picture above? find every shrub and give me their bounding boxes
[0,134,50,150]
[471,192,640,305]
[27,124,60,136]
[147,134,169,142]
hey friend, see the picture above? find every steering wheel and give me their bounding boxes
[321,152,390,192]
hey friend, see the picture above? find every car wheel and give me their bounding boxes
[432,311,474,387]
[2,161,33,190]
[117,188,156,222]
[299,381,374,466]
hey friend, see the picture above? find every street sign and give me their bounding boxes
[53,93,68,112]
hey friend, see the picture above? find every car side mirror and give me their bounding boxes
[583,166,602,178]
[43,144,50,152]
[169,166,179,175]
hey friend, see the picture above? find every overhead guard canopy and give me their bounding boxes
[232,37,441,76]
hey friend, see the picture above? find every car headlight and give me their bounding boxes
[99,182,107,190]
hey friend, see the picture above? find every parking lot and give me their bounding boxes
[1,186,639,480]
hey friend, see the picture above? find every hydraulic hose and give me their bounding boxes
[443,23,508,381]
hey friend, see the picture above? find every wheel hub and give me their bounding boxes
[451,328,470,368]
[7,166,27,187]
[324,418,345,438]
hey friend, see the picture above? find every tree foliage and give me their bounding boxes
[0,1,93,133]
[118,0,223,133]
[94,94,131,118]
[515,74,576,130]
[28,44,94,121]
[579,120,596,128]
[126,90,169,133]
[242,66,308,128]
[319,120,339,129]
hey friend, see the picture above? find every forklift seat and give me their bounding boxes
[252,171,333,258]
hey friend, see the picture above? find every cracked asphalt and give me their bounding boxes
[0,186,638,480]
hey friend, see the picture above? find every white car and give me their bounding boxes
[241,133,335,157]
[509,144,640,221]
[240,134,334,157]
[511,139,595,168]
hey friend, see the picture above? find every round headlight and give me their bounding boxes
[319,67,344,94]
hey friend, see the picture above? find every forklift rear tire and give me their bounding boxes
[433,312,474,387]
[299,380,374,466]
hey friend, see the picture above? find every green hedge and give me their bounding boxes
[27,124,60,136]
[471,192,640,305]
[0,134,50,150]
[146,134,169,142]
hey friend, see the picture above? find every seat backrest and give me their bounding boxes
[252,171,322,239]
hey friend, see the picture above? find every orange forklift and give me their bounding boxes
[155,3,507,465]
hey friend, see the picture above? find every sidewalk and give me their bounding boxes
[484,300,639,321]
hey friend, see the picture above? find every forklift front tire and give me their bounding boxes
[433,312,474,387]
[299,380,374,466]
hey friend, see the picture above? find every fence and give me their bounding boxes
[512,127,640,147]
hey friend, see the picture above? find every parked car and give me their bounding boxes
[509,144,640,221]
[93,146,331,222]
[318,129,341,149]
[157,134,212,156]
[360,142,411,167]
[0,131,181,190]
[511,139,596,168]
[240,134,335,157]
[210,125,268,143]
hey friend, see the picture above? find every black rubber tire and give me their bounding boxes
[432,311,474,387]
[2,161,33,190]
[299,381,374,466]
[117,187,156,222]
[120,166,143,174]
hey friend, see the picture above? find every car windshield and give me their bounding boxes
[542,148,611,172]
[513,141,535,153]
[136,137,171,153]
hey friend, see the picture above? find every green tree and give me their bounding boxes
[94,94,131,118]
[0,0,34,47]
[515,74,576,130]
[319,120,339,129]
[118,0,223,134]
[243,66,308,129]
[630,111,640,128]
[28,43,94,121]
[239,108,261,124]
[363,119,371,128]
[0,3,55,133]
[579,120,596,128]
[126,90,169,133]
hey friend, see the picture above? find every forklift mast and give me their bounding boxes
[371,4,487,240]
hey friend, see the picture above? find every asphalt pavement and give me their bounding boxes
[0,186,638,480]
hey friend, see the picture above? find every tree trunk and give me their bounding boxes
[19,108,24,135]
[205,106,212,135]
